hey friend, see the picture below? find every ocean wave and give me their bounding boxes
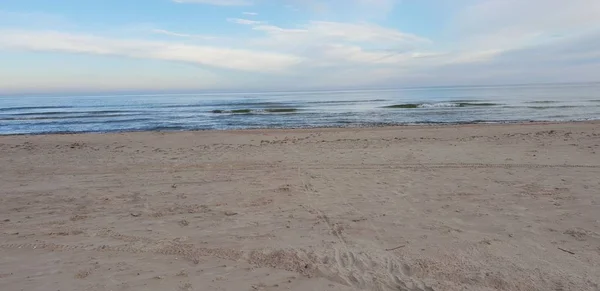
[0,113,141,121]
[11,110,139,116]
[448,99,484,103]
[418,103,460,108]
[307,99,388,104]
[384,102,500,109]
[162,101,299,110]
[0,106,75,112]
[207,101,292,107]
[139,125,191,131]
[3,117,154,127]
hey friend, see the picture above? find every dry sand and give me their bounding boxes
[1,122,600,291]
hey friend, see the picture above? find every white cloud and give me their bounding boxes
[152,29,218,40]
[243,12,258,16]
[285,0,399,19]
[227,18,263,25]
[454,0,600,51]
[0,30,302,72]
[253,24,307,34]
[172,0,252,6]
[250,21,428,49]
[239,20,434,68]
[306,21,426,44]
[380,31,600,86]
[441,50,503,65]
[316,44,407,64]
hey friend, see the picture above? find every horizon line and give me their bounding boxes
[1,81,599,98]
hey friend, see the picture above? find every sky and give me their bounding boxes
[0,0,599,93]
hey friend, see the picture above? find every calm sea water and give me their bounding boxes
[1,83,599,135]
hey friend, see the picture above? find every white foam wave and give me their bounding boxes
[418,103,460,108]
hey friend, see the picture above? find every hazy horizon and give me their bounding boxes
[3,81,600,98]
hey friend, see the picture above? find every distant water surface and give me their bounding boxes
[1,83,599,135]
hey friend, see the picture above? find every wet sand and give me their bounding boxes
[1,122,599,291]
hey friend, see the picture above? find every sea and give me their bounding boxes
[1,83,599,135]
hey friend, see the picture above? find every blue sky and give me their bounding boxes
[1,0,599,93]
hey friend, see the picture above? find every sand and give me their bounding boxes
[1,122,599,291]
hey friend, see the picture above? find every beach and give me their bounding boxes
[1,121,599,291]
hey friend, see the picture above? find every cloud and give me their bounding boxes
[237,20,434,68]
[284,0,399,19]
[315,44,410,64]
[367,31,600,87]
[152,29,218,40]
[488,32,600,66]
[250,21,428,49]
[243,12,258,16]
[172,0,252,6]
[227,18,263,25]
[453,0,600,50]
[252,24,308,35]
[305,21,426,44]
[0,30,301,72]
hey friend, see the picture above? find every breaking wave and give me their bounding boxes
[383,102,500,109]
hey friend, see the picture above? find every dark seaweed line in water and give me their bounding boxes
[211,108,299,114]
[206,101,294,107]
[528,106,580,109]
[524,101,562,104]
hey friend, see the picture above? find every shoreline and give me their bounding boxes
[2,119,599,137]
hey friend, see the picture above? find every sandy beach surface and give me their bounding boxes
[1,122,599,291]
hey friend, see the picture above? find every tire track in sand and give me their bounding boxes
[0,240,435,291]
[17,163,600,177]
